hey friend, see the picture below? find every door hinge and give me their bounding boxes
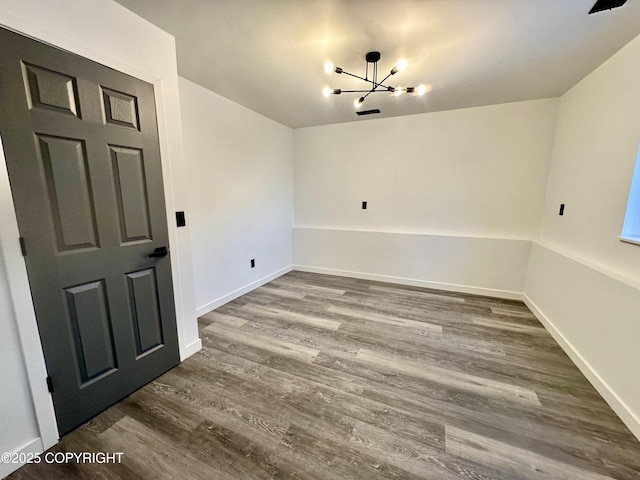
[19,237,26,256]
[46,376,53,393]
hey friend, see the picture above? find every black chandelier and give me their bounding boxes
[323,51,428,107]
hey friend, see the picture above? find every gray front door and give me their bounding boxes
[0,28,180,435]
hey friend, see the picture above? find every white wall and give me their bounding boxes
[0,0,199,474]
[526,33,640,439]
[179,78,294,315]
[294,99,558,296]
[539,35,640,282]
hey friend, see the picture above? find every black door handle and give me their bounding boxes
[148,246,168,258]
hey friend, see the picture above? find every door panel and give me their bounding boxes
[126,268,164,356]
[0,27,180,435]
[65,280,118,383]
[110,146,152,243]
[36,135,99,251]
[23,63,80,116]
[102,87,139,130]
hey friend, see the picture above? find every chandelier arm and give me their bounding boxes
[377,71,394,87]
[339,89,383,93]
[340,70,375,84]
[361,88,376,102]
[339,89,395,93]
[371,80,393,92]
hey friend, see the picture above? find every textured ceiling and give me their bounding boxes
[114,0,640,128]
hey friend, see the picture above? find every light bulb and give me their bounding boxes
[394,87,404,97]
[324,61,334,74]
[417,84,432,95]
[354,97,364,108]
[396,58,408,71]
[323,86,331,97]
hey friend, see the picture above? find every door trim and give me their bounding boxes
[0,9,200,452]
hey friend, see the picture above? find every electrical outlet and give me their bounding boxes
[250,259,255,268]
[559,204,565,216]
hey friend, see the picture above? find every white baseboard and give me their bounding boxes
[293,265,524,301]
[180,338,202,361]
[524,295,640,441]
[195,265,294,317]
[0,437,44,478]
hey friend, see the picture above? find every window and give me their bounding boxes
[620,144,640,246]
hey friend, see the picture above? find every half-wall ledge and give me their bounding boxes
[619,235,640,246]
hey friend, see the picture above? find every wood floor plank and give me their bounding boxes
[98,416,216,480]
[356,348,542,407]
[242,303,342,331]
[347,420,471,480]
[368,284,466,304]
[186,420,319,480]
[200,311,248,328]
[151,369,294,449]
[255,284,307,299]
[204,321,320,362]
[490,306,538,319]
[108,395,281,480]
[472,317,548,335]
[268,278,348,296]
[284,423,427,480]
[445,425,616,480]
[341,290,489,322]
[328,305,443,332]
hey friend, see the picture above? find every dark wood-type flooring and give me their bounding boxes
[9,271,640,479]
